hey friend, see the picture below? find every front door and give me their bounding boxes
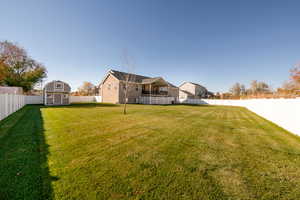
[54,94,61,105]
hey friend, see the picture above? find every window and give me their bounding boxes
[159,87,168,92]
[55,83,63,89]
[63,94,68,98]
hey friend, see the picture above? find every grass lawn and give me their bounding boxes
[1,103,300,200]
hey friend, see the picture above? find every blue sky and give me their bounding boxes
[1,0,300,92]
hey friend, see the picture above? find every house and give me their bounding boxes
[179,82,208,99]
[99,70,179,104]
[0,86,23,94]
[44,80,71,105]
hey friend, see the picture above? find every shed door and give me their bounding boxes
[54,94,62,105]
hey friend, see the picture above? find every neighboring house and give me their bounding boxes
[44,80,71,105]
[179,82,208,99]
[99,70,179,104]
[0,86,23,94]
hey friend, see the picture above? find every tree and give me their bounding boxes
[240,84,246,96]
[122,50,136,115]
[250,80,258,95]
[77,81,96,96]
[0,41,47,92]
[250,80,271,95]
[229,82,241,96]
[291,65,300,85]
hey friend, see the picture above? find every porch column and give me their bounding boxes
[150,84,152,104]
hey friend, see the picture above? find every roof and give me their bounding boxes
[105,70,178,88]
[179,89,194,96]
[44,80,71,92]
[110,70,150,83]
[179,81,207,89]
[141,77,164,84]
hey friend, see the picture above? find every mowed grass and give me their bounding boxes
[1,104,300,200]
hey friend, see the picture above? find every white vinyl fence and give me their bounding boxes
[70,96,96,103]
[24,95,103,104]
[139,96,176,104]
[180,98,300,136]
[25,95,43,104]
[0,94,25,121]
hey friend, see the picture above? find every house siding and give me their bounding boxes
[101,74,120,104]
[180,83,196,95]
[168,87,179,100]
[179,82,207,98]
[119,81,142,104]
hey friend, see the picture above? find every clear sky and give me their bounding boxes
[1,0,300,92]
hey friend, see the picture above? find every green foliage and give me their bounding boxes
[0,41,47,92]
[2,104,300,199]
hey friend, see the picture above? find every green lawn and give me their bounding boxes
[1,104,300,200]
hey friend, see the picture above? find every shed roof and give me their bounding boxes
[44,80,71,92]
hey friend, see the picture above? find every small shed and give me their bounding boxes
[44,80,71,105]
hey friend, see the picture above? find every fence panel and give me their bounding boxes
[95,96,102,102]
[0,94,25,121]
[25,95,43,104]
[70,96,96,103]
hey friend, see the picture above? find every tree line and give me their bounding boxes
[225,66,300,99]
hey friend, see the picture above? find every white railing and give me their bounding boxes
[139,96,176,105]
[0,94,25,121]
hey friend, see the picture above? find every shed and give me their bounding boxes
[44,80,71,105]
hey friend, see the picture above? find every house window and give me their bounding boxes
[55,83,63,89]
[159,87,168,92]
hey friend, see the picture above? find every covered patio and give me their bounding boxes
[141,77,170,97]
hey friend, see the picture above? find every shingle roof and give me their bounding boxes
[141,77,163,84]
[110,70,150,83]
[109,70,178,88]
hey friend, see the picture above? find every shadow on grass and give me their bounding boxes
[0,105,56,200]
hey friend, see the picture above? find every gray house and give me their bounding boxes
[44,80,71,105]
